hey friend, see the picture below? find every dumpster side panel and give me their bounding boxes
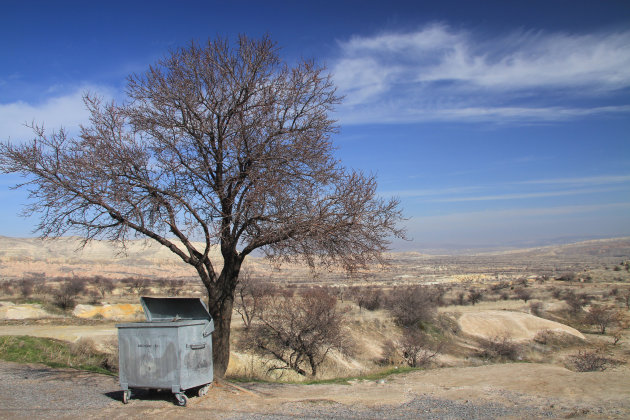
[118,326,179,389]
[180,323,213,390]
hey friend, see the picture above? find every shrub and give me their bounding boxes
[585,304,621,334]
[467,289,483,305]
[240,288,349,377]
[533,329,584,347]
[19,278,34,298]
[387,285,437,328]
[477,335,520,361]
[93,276,115,298]
[235,271,273,328]
[54,278,87,310]
[0,281,13,296]
[398,329,439,368]
[514,287,532,302]
[529,301,543,317]
[565,350,614,372]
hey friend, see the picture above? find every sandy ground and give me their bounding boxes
[0,324,117,343]
[458,310,585,341]
[1,360,628,419]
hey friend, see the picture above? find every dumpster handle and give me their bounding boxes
[187,343,206,350]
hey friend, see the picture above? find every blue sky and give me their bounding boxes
[1,0,629,251]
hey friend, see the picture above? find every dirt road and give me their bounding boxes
[1,359,628,419]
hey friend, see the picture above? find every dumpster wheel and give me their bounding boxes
[122,390,131,404]
[175,393,188,407]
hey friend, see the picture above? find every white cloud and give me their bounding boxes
[0,85,116,142]
[332,24,630,124]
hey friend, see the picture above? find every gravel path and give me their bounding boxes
[0,361,120,419]
[0,360,626,419]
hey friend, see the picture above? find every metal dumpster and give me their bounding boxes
[116,297,214,406]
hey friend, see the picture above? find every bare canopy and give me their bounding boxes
[0,35,404,377]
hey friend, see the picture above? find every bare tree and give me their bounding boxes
[54,278,87,310]
[0,35,403,377]
[586,304,620,334]
[398,329,439,368]
[165,279,185,296]
[123,277,149,296]
[93,276,115,298]
[241,288,349,377]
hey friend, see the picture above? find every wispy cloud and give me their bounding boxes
[333,24,630,124]
[0,85,116,142]
[384,174,630,202]
[429,187,624,203]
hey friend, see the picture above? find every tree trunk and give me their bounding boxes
[209,297,234,378]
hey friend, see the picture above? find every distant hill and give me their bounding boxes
[0,235,628,282]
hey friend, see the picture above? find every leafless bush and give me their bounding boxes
[456,291,466,306]
[500,291,510,300]
[123,277,149,296]
[0,281,12,296]
[529,301,543,317]
[93,276,115,298]
[514,287,532,302]
[533,329,584,347]
[349,287,383,311]
[490,281,510,292]
[467,289,483,305]
[477,335,520,361]
[387,285,437,328]
[54,278,86,310]
[398,329,440,368]
[565,350,615,372]
[617,289,630,310]
[240,288,349,377]
[557,272,577,282]
[235,271,273,328]
[378,339,402,366]
[550,287,562,299]
[163,279,185,296]
[19,278,34,298]
[563,290,591,314]
[586,304,621,334]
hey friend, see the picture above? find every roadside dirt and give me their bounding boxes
[1,360,628,419]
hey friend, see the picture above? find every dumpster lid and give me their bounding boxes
[140,297,212,322]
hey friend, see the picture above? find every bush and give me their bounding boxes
[398,329,439,368]
[467,289,483,305]
[387,285,437,328]
[54,278,87,310]
[514,287,532,302]
[477,335,520,361]
[585,304,621,334]
[565,350,614,372]
[529,301,543,317]
[240,288,349,377]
